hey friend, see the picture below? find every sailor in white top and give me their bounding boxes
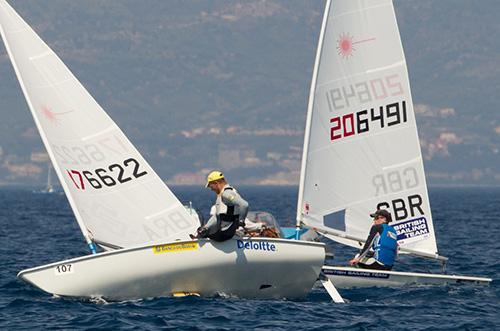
[194,171,249,242]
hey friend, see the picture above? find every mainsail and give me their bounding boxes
[0,1,199,249]
[297,0,440,259]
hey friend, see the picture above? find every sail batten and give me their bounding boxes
[0,0,199,248]
[298,0,439,258]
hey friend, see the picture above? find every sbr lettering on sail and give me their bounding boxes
[377,194,425,222]
[237,240,277,252]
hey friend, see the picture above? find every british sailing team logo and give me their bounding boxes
[336,33,376,59]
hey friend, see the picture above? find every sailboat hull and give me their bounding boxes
[18,238,325,301]
[323,266,492,288]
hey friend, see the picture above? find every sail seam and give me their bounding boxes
[331,3,392,20]
[81,125,118,141]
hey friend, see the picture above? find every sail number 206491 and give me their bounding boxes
[329,100,407,142]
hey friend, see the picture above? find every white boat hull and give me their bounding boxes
[18,238,325,301]
[323,266,492,288]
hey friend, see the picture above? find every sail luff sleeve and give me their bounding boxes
[0,1,94,247]
[296,0,333,227]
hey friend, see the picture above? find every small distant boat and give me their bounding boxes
[293,0,491,288]
[33,163,55,194]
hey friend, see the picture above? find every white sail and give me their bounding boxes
[297,0,439,257]
[0,1,199,249]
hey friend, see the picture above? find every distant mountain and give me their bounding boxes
[0,0,498,186]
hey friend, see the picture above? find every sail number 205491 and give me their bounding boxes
[67,158,147,190]
[329,100,407,142]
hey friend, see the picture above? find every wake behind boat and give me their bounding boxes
[294,0,491,289]
[0,0,326,301]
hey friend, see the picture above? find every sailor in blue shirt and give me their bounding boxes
[349,209,398,270]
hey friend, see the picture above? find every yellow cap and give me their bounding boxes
[205,170,224,187]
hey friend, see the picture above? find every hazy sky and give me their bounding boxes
[0,0,498,186]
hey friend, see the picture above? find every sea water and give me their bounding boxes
[1,186,498,330]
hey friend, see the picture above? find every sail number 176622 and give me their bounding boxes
[67,157,147,190]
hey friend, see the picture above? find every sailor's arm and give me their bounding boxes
[360,226,380,256]
[202,214,219,235]
[349,224,381,265]
[221,190,249,221]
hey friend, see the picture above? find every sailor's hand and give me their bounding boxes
[349,258,359,266]
[197,226,208,237]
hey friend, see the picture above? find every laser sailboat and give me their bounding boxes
[0,0,326,301]
[295,0,491,288]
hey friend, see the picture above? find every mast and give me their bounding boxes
[296,0,332,231]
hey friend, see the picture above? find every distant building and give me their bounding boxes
[168,171,205,185]
[31,151,49,163]
[218,148,241,169]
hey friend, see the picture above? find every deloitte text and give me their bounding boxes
[237,240,277,252]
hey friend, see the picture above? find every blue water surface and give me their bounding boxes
[1,186,499,330]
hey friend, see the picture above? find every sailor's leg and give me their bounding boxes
[207,221,238,242]
[358,259,392,270]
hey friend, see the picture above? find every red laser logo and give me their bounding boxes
[336,33,376,59]
[40,105,74,125]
